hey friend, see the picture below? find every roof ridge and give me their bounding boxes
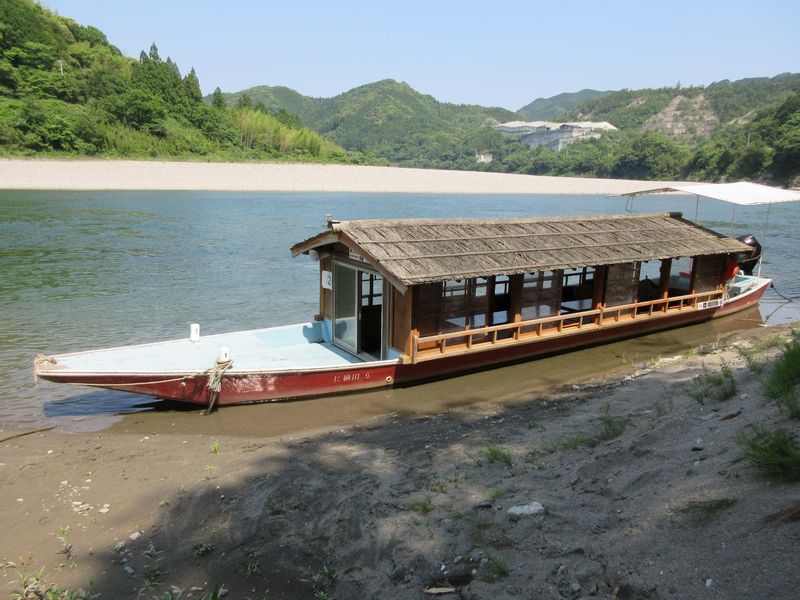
[333,212,682,230]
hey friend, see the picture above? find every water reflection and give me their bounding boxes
[43,389,157,418]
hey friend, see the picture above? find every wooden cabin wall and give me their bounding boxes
[592,265,608,307]
[694,254,725,292]
[391,286,412,353]
[413,283,443,350]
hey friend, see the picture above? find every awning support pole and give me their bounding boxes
[694,195,699,221]
[757,203,772,279]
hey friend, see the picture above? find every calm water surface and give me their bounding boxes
[1,191,799,432]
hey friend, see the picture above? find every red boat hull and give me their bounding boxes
[397,282,766,383]
[38,280,768,406]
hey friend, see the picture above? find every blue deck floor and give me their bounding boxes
[50,323,372,374]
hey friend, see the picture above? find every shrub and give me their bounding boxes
[764,339,800,418]
[736,425,800,481]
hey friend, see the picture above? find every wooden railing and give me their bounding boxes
[410,289,724,364]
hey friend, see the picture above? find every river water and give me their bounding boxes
[1,190,798,433]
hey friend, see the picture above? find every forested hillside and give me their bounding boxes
[517,89,612,120]
[0,0,351,162]
[563,75,800,130]
[222,75,800,184]
[222,80,517,168]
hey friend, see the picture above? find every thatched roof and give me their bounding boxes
[291,212,750,290]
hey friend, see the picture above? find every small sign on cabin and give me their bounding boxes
[321,270,332,290]
[348,249,368,263]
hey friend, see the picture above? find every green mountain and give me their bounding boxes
[0,0,350,161]
[216,80,518,167]
[562,74,800,134]
[517,89,612,120]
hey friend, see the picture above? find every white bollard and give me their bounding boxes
[218,346,230,362]
[190,323,200,342]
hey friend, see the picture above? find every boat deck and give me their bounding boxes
[45,323,371,374]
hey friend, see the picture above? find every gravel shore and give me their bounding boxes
[2,324,799,599]
[0,158,677,194]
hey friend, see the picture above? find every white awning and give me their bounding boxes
[620,182,800,206]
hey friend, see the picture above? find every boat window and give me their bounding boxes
[492,275,511,326]
[521,271,561,320]
[562,267,595,288]
[605,262,640,308]
[359,272,383,358]
[667,257,694,296]
[440,280,468,332]
[443,279,467,297]
[360,272,382,307]
[637,260,662,301]
[333,263,358,353]
[561,267,595,303]
[469,278,490,328]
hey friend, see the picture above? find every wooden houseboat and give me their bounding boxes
[35,211,768,408]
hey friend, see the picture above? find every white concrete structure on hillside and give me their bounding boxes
[496,120,617,151]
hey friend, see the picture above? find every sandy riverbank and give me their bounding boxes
[0,158,678,194]
[1,324,799,599]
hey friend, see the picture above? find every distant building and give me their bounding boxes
[475,152,493,163]
[495,120,617,151]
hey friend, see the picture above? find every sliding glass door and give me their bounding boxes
[332,261,384,360]
[333,262,358,354]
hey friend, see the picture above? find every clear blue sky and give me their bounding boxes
[44,0,799,110]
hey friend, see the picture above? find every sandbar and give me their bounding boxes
[0,158,678,194]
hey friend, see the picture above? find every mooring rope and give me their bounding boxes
[770,282,794,304]
[204,357,233,414]
[34,353,234,414]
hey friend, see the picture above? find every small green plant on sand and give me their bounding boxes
[242,548,262,576]
[192,542,215,558]
[428,468,461,493]
[12,568,98,600]
[462,516,491,545]
[596,404,628,441]
[481,443,513,467]
[56,526,73,560]
[465,450,483,467]
[764,339,800,418]
[552,405,627,450]
[408,497,433,514]
[674,497,738,525]
[736,346,765,374]
[553,432,596,450]
[484,488,505,502]
[753,333,789,352]
[688,364,736,403]
[210,439,220,454]
[303,565,338,599]
[484,555,509,580]
[736,425,800,481]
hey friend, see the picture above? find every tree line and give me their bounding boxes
[0,0,353,162]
